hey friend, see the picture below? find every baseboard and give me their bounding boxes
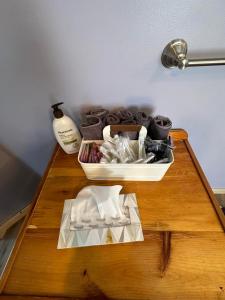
[213,188,225,194]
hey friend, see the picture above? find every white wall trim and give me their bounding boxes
[213,188,225,194]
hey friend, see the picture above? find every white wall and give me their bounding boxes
[0,0,225,187]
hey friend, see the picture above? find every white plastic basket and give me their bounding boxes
[78,125,174,181]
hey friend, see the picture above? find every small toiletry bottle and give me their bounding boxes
[52,102,81,154]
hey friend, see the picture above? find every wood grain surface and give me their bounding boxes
[0,297,71,300]
[2,130,225,300]
[26,140,222,232]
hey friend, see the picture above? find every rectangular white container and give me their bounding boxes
[78,125,174,181]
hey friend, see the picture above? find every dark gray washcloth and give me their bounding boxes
[106,113,120,125]
[86,108,108,126]
[121,118,137,124]
[116,110,134,121]
[149,115,172,140]
[88,108,109,119]
[135,112,152,128]
[87,108,108,120]
[80,116,103,140]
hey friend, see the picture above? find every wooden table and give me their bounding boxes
[1,130,225,300]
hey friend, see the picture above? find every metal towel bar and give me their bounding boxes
[161,39,225,70]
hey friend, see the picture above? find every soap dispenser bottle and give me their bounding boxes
[52,102,81,154]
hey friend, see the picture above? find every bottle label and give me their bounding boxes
[58,129,80,152]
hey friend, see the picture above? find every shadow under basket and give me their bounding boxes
[78,125,174,181]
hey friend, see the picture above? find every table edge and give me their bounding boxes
[184,140,225,231]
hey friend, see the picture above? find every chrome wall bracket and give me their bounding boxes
[161,39,225,69]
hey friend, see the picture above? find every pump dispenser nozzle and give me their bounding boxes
[52,102,64,118]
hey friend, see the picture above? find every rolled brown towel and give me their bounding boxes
[106,113,120,125]
[148,115,172,140]
[87,108,108,125]
[80,116,103,140]
[121,118,137,124]
[135,112,152,128]
[116,110,134,121]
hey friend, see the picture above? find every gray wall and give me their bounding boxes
[1,0,225,187]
